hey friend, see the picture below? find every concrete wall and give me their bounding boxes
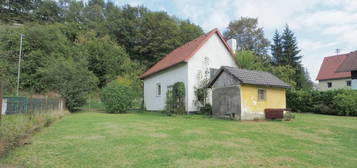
[212,86,241,119]
[240,84,286,120]
[318,78,352,91]
[1,99,6,115]
[187,33,238,111]
[143,63,188,111]
[352,79,357,90]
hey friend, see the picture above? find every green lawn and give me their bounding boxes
[1,111,356,168]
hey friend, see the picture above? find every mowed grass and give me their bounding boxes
[1,111,356,168]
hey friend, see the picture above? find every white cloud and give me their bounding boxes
[119,0,357,80]
[300,40,338,51]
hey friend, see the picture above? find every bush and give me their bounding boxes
[199,104,212,115]
[283,111,295,121]
[333,91,357,116]
[165,82,185,115]
[287,89,357,116]
[100,80,134,113]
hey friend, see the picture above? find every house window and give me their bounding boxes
[156,83,161,96]
[258,88,266,101]
[347,80,351,86]
[327,82,332,88]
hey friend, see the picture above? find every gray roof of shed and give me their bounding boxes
[208,66,290,88]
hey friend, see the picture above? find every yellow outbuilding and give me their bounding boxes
[208,66,290,120]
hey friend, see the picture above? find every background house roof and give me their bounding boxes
[209,66,290,88]
[316,54,351,80]
[336,51,357,72]
[139,28,235,79]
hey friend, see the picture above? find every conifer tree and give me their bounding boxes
[271,30,283,65]
[281,24,302,67]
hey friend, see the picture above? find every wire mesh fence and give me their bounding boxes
[1,96,65,115]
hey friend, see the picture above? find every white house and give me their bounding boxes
[316,54,352,91]
[140,28,238,112]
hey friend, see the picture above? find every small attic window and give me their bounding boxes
[258,88,266,101]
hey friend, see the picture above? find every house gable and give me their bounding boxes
[211,71,240,88]
[186,33,239,111]
[316,54,351,81]
[139,28,236,79]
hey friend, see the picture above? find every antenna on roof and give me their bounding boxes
[335,48,342,55]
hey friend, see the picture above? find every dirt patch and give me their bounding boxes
[267,125,333,145]
[149,133,168,138]
[187,139,242,149]
[85,135,105,140]
[218,131,234,135]
[175,158,236,168]
[314,128,333,135]
[232,138,252,144]
[182,129,207,136]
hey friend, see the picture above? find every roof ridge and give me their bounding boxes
[210,66,290,88]
[140,28,236,79]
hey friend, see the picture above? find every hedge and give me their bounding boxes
[287,89,357,116]
[100,80,134,113]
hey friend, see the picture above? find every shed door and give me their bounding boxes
[212,86,241,119]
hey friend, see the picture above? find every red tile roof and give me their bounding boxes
[316,54,351,80]
[336,51,357,72]
[139,28,236,79]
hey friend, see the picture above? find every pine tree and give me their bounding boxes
[271,25,312,90]
[281,24,302,67]
[271,30,283,65]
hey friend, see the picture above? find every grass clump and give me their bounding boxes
[0,110,69,157]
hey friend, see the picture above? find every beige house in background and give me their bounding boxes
[316,53,352,91]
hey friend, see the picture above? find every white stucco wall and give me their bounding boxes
[187,34,238,112]
[352,79,357,90]
[143,63,188,111]
[318,78,352,91]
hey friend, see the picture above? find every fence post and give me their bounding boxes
[45,96,48,112]
[0,81,3,120]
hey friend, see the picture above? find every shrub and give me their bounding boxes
[199,104,212,115]
[287,89,357,116]
[283,111,295,121]
[165,82,185,115]
[333,90,357,116]
[100,80,134,113]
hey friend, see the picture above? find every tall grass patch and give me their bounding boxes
[0,110,69,157]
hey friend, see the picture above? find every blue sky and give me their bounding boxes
[113,0,357,81]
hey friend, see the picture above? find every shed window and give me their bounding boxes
[327,82,332,88]
[258,88,266,101]
[347,81,351,86]
[156,83,161,96]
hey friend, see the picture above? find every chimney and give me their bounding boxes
[227,39,237,53]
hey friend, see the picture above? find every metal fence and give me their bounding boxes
[1,96,65,115]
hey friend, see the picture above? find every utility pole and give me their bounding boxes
[16,34,24,96]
